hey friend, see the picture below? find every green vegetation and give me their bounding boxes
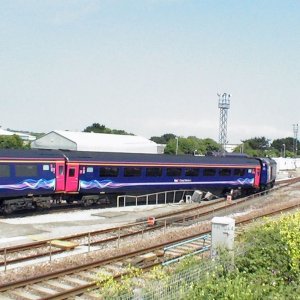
[233,136,299,157]
[186,212,300,299]
[83,123,133,135]
[151,135,220,155]
[94,212,300,299]
[3,123,299,157]
[0,135,29,149]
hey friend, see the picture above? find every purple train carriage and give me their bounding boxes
[0,149,276,214]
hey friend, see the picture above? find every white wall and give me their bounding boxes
[273,157,300,170]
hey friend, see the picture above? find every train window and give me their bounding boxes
[219,169,231,176]
[146,167,162,177]
[203,168,216,176]
[86,167,93,173]
[100,167,119,177]
[59,166,64,175]
[0,165,10,177]
[166,168,182,177]
[185,168,199,177]
[124,167,141,177]
[69,168,75,177]
[233,169,246,176]
[43,165,50,171]
[15,165,37,177]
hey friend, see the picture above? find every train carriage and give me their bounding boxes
[0,149,276,213]
[62,151,263,203]
[0,149,66,213]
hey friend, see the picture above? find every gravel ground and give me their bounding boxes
[1,179,300,285]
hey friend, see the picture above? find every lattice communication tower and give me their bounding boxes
[293,124,298,157]
[218,93,231,151]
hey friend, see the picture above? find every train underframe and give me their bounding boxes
[0,183,274,214]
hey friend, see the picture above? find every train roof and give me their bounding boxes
[61,150,261,166]
[0,149,65,160]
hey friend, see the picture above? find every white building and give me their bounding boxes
[31,130,164,154]
[0,127,36,142]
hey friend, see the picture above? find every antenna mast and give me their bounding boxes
[218,93,231,152]
[293,123,298,157]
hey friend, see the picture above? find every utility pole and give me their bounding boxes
[218,93,231,152]
[293,124,298,157]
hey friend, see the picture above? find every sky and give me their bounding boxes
[0,0,299,144]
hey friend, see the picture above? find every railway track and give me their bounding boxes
[0,179,299,299]
[1,197,300,299]
[1,177,299,271]
[0,178,300,299]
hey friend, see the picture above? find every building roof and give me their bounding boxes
[0,128,36,141]
[0,128,14,136]
[43,130,160,153]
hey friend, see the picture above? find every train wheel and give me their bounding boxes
[4,205,14,215]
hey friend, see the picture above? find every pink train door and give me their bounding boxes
[254,167,261,188]
[55,162,65,191]
[65,163,79,192]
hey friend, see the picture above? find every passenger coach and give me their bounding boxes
[0,149,276,214]
[0,149,65,213]
[62,151,263,204]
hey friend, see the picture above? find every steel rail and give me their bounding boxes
[1,196,300,298]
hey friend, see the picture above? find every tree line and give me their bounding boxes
[0,123,299,158]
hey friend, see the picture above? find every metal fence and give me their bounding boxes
[103,245,246,300]
[116,190,197,207]
[111,260,217,300]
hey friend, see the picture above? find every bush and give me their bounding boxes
[187,212,300,299]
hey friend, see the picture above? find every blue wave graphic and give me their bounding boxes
[0,179,55,191]
[80,177,254,190]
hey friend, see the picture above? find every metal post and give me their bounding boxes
[4,248,7,272]
[156,193,158,205]
[49,242,52,262]
[293,124,298,157]
[165,192,167,204]
[124,196,126,207]
[117,227,120,248]
[175,137,179,155]
[88,232,91,252]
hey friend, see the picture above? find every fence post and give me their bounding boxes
[49,242,52,262]
[117,227,121,248]
[4,248,7,272]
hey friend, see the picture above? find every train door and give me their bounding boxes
[55,162,65,192]
[253,167,261,188]
[65,163,79,192]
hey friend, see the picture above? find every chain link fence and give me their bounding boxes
[104,248,242,300]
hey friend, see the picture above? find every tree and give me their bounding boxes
[234,136,271,157]
[150,133,176,144]
[0,135,28,149]
[83,123,109,133]
[242,136,270,150]
[83,123,133,135]
[271,137,298,157]
[163,136,220,155]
